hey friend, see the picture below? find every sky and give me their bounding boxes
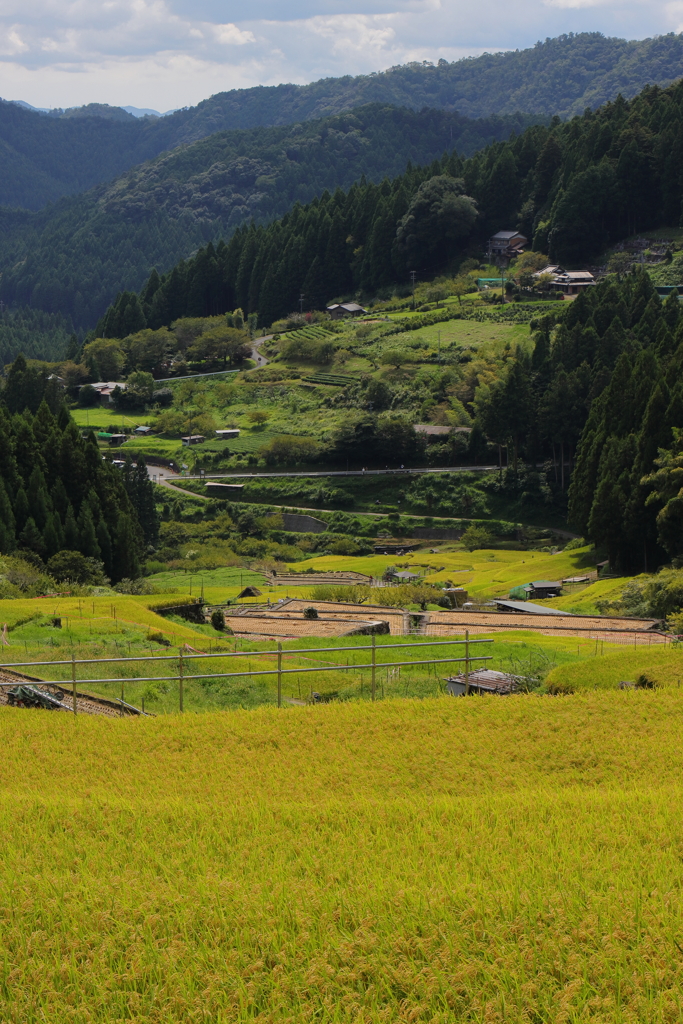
[0,0,680,112]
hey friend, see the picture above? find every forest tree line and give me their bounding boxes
[0,356,158,581]
[98,76,683,335]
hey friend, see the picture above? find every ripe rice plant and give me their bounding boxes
[2,692,683,1021]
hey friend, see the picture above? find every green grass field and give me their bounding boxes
[3,691,683,1021]
[70,407,156,429]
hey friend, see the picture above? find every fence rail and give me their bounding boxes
[0,633,492,715]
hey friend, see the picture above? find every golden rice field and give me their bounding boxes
[3,692,683,1022]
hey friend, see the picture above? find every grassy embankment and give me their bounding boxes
[0,541,665,711]
[2,692,683,1021]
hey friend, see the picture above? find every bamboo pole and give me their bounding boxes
[277,642,282,708]
[465,630,470,695]
[371,634,376,702]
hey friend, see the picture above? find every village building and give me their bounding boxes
[82,381,126,406]
[326,302,368,319]
[551,270,595,295]
[508,580,563,601]
[487,231,527,260]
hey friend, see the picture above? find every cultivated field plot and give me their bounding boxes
[2,694,683,1022]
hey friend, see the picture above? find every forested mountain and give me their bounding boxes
[0,308,74,366]
[101,77,683,334]
[2,32,683,211]
[0,105,537,331]
[0,356,158,579]
[564,275,683,572]
[155,32,683,126]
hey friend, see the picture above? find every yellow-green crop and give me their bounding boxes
[2,692,683,1021]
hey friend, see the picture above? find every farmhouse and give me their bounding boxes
[488,231,527,259]
[82,381,126,406]
[552,270,595,295]
[326,302,368,319]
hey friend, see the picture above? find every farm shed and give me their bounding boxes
[374,541,419,554]
[181,435,206,446]
[509,580,562,601]
[445,669,520,696]
[215,429,240,439]
[495,598,572,615]
[389,570,421,582]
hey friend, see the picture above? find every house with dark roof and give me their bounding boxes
[326,302,368,319]
[488,231,527,259]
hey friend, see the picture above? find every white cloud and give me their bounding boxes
[212,23,256,45]
[0,0,678,110]
[0,26,29,55]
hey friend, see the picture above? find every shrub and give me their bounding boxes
[564,537,588,550]
[211,610,226,631]
[303,607,319,619]
[461,524,494,550]
[259,435,320,466]
[113,577,156,595]
[78,384,99,407]
[327,537,363,555]
[47,551,108,586]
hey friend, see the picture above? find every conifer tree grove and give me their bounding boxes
[0,357,157,581]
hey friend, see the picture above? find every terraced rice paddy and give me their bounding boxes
[3,693,683,1021]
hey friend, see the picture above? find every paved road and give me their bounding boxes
[250,334,271,368]
[147,463,578,537]
[183,465,499,480]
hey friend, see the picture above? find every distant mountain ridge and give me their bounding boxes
[1,32,682,210]
[0,104,537,330]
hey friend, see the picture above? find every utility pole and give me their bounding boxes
[410,270,417,309]
[437,330,441,363]
[299,293,305,315]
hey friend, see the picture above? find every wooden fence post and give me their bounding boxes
[465,630,470,695]
[277,642,282,708]
[371,634,376,702]
[71,653,77,716]
[179,649,184,713]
